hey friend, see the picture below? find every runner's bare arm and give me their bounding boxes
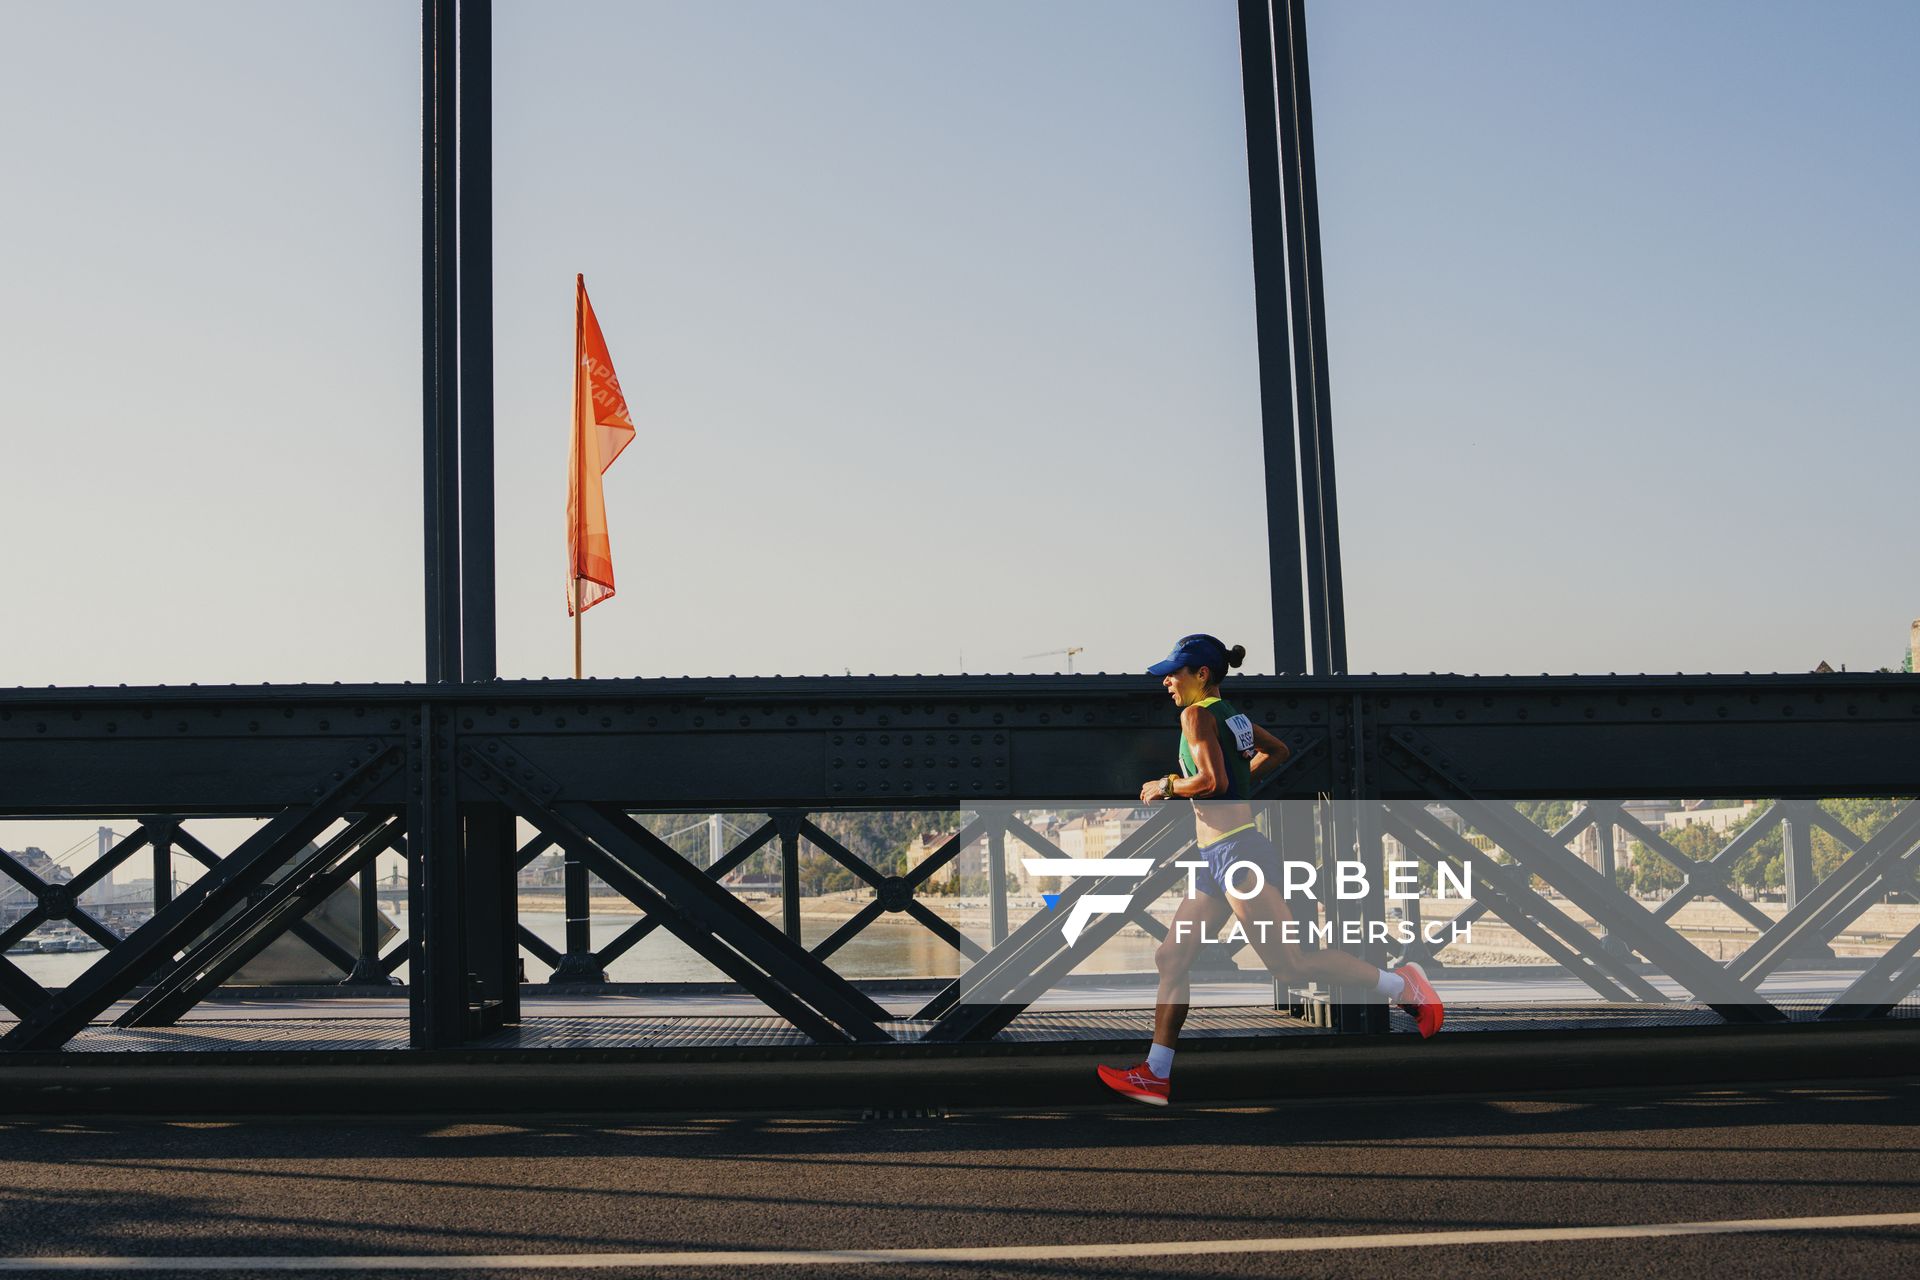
[1248,723,1292,780]
[1176,704,1228,797]
[1139,704,1230,802]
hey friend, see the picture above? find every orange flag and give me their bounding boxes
[566,274,636,617]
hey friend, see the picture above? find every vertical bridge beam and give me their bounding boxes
[1238,0,1347,675]
[422,0,461,686]
[414,0,465,1050]
[457,0,496,684]
[1275,0,1348,674]
[417,0,514,1044]
[1237,0,1308,677]
[455,0,518,1029]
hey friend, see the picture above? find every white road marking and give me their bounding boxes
[2,1210,1918,1270]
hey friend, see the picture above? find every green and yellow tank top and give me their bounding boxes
[1177,696,1256,800]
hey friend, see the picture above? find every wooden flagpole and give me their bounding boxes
[571,277,584,680]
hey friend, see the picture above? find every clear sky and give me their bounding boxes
[2,0,1915,697]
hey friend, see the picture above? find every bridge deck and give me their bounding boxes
[6,992,1911,1058]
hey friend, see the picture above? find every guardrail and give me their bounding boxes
[2,673,1917,1050]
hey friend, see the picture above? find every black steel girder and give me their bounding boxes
[4,674,1918,814]
[5,675,1916,1049]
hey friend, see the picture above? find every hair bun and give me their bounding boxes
[1227,644,1246,669]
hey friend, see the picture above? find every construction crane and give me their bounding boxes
[1022,646,1084,674]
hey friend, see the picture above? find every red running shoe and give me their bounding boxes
[1097,1062,1170,1106]
[1395,962,1444,1038]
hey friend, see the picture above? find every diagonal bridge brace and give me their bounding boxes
[0,741,404,1051]
[458,743,892,1044]
[919,814,1200,1042]
[521,819,785,977]
[117,813,405,1027]
[1384,728,1783,1023]
[594,819,782,975]
[1608,804,1779,934]
[912,808,1195,1022]
[0,857,56,959]
[1379,802,1664,1004]
[1730,799,1920,989]
[798,815,988,965]
[1821,916,1920,1021]
[0,954,47,1022]
[919,732,1326,1042]
[0,824,156,958]
[811,813,994,963]
[157,822,359,975]
[571,804,897,1038]
[0,833,140,958]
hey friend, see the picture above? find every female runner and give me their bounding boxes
[1096,633,1443,1106]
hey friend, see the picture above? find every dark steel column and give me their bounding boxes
[150,821,173,910]
[1274,798,1320,1016]
[457,0,496,682]
[778,812,803,940]
[1343,697,1388,1032]
[1280,0,1348,672]
[1782,803,1815,908]
[408,703,469,1046]
[455,0,518,1022]
[414,0,470,1045]
[1320,698,1387,1033]
[420,0,515,1034]
[422,0,461,684]
[1268,0,1331,675]
[1593,805,1631,957]
[462,801,515,1026]
[987,822,1009,945]
[1235,0,1309,676]
[1251,0,1351,675]
[344,862,389,985]
[1779,803,1834,959]
[549,843,605,983]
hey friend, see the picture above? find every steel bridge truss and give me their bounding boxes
[2,673,1918,1051]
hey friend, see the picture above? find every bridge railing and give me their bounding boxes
[2,673,1918,1050]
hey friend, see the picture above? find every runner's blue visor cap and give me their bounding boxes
[1147,634,1230,678]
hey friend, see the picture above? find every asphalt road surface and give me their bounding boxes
[2,1078,1917,1278]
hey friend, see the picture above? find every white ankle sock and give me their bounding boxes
[1375,968,1406,1001]
[1146,1043,1175,1078]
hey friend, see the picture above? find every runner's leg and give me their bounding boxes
[1226,883,1444,1035]
[1226,881,1386,988]
[1098,888,1228,1103]
[1154,889,1231,1052]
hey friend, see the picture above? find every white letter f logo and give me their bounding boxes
[1022,859,1154,946]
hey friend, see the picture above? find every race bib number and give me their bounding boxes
[1224,713,1257,757]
